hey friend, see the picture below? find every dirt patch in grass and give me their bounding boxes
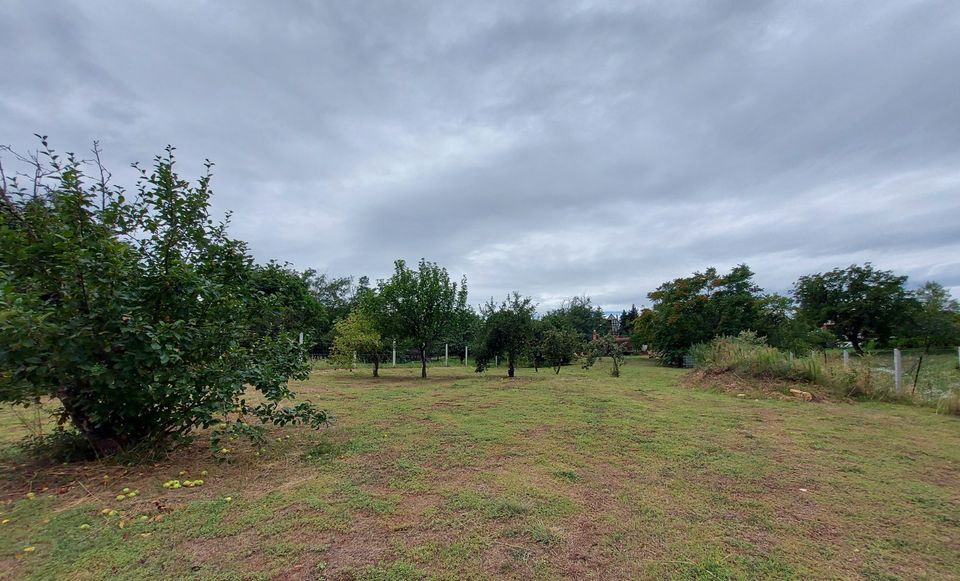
[683,369,845,403]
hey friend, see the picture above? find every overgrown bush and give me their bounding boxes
[691,332,890,398]
[0,139,328,456]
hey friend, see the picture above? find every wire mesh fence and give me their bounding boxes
[823,348,960,403]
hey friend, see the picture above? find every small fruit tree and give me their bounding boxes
[0,139,328,455]
[377,259,467,379]
[474,293,536,378]
[582,334,626,377]
[330,309,384,377]
[540,326,580,374]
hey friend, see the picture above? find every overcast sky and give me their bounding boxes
[4,1,959,311]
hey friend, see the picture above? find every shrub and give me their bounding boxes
[0,139,328,456]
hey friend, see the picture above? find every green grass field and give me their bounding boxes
[1,358,959,580]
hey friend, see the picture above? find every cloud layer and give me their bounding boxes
[4,0,959,310]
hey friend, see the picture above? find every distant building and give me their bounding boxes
[607,314,620,334]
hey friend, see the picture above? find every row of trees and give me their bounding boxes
[329,258,469,379]
[328,274,618,378]
[3,139,956,456]
[633,263,960,366]
[331,261,959,375]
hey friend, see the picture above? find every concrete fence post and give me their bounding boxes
[445,343,449,367]
[298,332,304,345]
[465,346,469,366]
[894,348,903,394]
[496,355,499,367]
[392,339,396,367]
[843,350,849,369]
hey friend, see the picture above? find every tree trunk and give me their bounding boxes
[553,365,561,374]
[850,335,864,355]
[58,388,122,456]
[419,345,427,378]
[508,362,515,377]
[373,352,380,378]
[508,353,515,377]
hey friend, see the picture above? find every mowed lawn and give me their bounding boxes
[1,358,959,580]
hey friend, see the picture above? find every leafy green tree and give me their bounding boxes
[446,305,481,364]
[793,263,912,354]
[905,282,960,351]
[306,273,368,355]
[582,334,626,377]
[377,259,467,378]
[542,296,606,343]
[618,304,640,336]
[249,261,326,343]
[0,140,327,455]
[540,326,580,374]
[528,319,548,372]
[475,293,536,378]
[329,308,384,376]
[637,265,768,366]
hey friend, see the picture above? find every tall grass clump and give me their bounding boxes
[691,331,891,399]
[937,389,960,416]
[693,331,823,382]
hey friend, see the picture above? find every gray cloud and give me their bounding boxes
[3,0,959,310]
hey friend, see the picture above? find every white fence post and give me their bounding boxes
[445,343,449,367]
[495,355,499,367]
[465,346,469,366]
[894,348,903,394]
[392,339,396,367]
[298,332,304,345]
[842,350,849,368]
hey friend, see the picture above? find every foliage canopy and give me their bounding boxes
[0,140,328,455]
[377,259,467,378]
[793,263,912,353]
[474,292,536,377]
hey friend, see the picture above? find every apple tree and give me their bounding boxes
[377,259,467,378]
[0,139,328,456]
[475,293,536,378]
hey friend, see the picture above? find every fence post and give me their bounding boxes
[392,339,396,367]
[789,352,794,365]
[445,343,449,367]
[496,355,499,367]
[843,350,849,368]
[465,345,468,366]
[894,348,902,394]
[298,332,304,345]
